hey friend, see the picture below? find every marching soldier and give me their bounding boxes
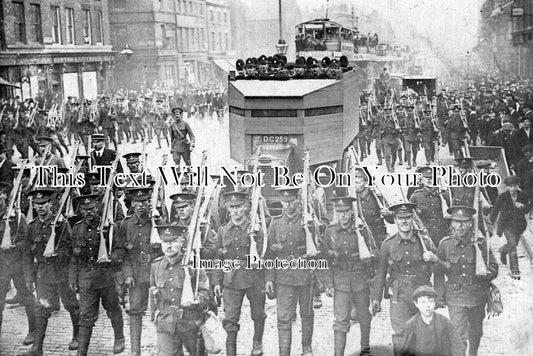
[0,182,36,347]
[357,101,371,161]
[68,194,126,355]
[214,191,266,356]
[264,187,315,356]
[170,107,195,167]
[420,108,440,165]
[371,108,384,166]
[36,136,66,168]
[446,104,469,158]
[150,225,211,355]
[409,167,449,248]
[353,168,393,249]
[371,203,438,356]
[434,206,498,356]
[20,188,79,356]
[381,108,402,172]
[118,187,162,356]
[115,97,130,145]
[321,196,377,356]
[402,105,421,169]
[98,96,118,151]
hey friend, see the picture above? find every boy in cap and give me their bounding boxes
[150,225,210,355]
[400,286,462,356]
[170,107,195,167]
[490,176,529,279]
[20,188,79,355]
[372,202,438,356]
[0,182,36,347]
[69,194,126,355]
[214,191,265,356]
[117,187,161,355]
[321,196,378,356]
[434,206,498,356]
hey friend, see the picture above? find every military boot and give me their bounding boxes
[129,315,143,356]
[68,310,80,350]
[301,317,313,355]
[226,331,237,356]
[18,315,47,356]
[499,245,508,265]
[110,312,125,354]
[76,326,92,356]
[334,331,346,356]
[251,319,265,355]
[22,305,36,346]
[278,328,292,356]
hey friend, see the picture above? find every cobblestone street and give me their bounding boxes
[1,114,533,355]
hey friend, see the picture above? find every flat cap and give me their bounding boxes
[503,175,520,185]
[412,285,437,300]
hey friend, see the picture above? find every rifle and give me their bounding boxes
[302,151,318,256]
[181,151,208,306]
[43,141,80,257]
[13,106,20,129]
[149,154,168,245]
[97,157,120,263]
[0,105,6,123]
[473,182,490,277]
[347,146,373,259]
[0,159,28,250]
[399,185,428,252]
[248,146,263,263]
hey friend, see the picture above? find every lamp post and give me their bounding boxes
[466,50,471,76]
[275,0,288,55]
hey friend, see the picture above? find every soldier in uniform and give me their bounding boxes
[118,187,162,356]
[370,108,384,165]
[150,225,211,355]
[0,182,35,346]
[435,206,498,356]
[170,107,195,167]
[264,187,315,356]
[68,194,125,355]
[115,97,130,145]
[214,191,266,356]
[321,196,377,356]
[402,105,421,169]
[381,108,402,172]
[420,108,440,165]
[20,188,79,356]
[357,101,371,161]
[409,167,449,248]
[446,104,469,158]
[353,168,393,249]
[371,203,438,356]
[36,136,66,168]
[98,96,118,151]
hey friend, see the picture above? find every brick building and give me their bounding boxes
[0,0,114,101]
[109,0,213,89]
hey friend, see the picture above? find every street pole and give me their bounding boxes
[279,0,282,41]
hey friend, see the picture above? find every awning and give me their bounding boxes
[212,59,236,74]
[0,76,20,88]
